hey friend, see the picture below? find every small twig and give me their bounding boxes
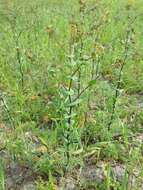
[73,75,99,103]
[16,47,24,88]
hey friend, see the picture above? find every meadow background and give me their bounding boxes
[0,0,143,189]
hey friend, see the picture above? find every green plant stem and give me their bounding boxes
[108,28,131,130]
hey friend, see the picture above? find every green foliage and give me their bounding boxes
[0,160,5,190]
[0,0,143,189]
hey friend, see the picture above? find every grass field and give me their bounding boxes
[0,0,143,189]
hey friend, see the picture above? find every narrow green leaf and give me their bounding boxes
[88,79,97,86]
